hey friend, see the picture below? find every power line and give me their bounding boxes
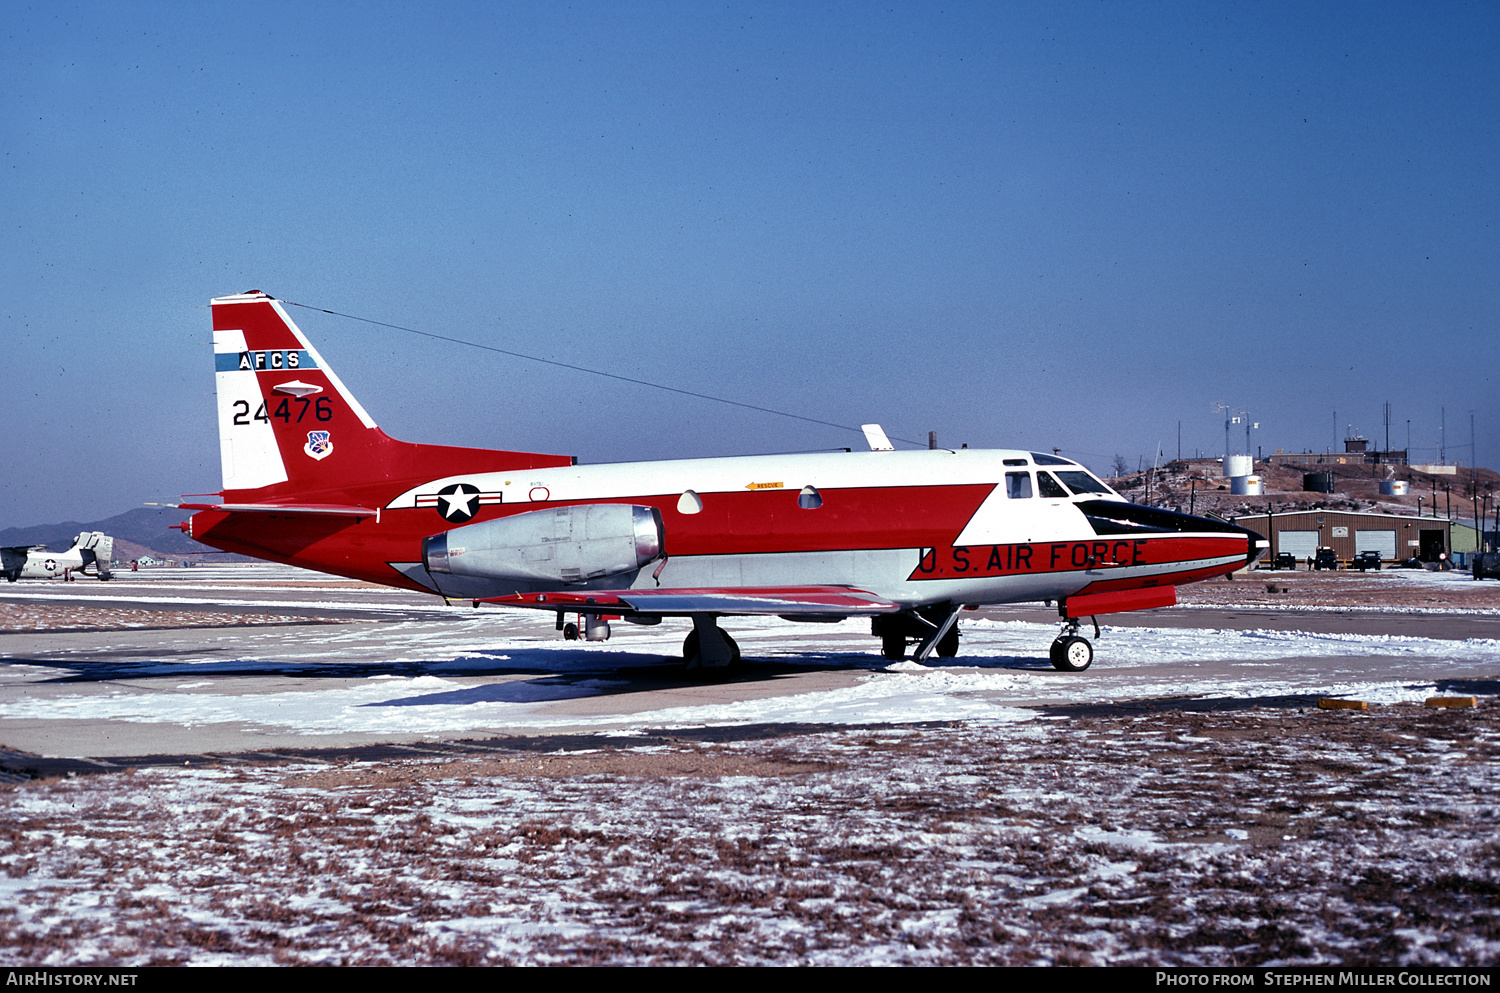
[280,299,924,447]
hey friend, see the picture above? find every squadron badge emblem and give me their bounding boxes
[304,430,334,461]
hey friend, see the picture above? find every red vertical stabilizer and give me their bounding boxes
[209,291,572,510]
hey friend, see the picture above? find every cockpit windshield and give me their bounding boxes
[1055,470,1116,496]
[1037,471,1070,498]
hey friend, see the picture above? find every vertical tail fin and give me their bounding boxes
[74,532,112,579]
[213,291,376,494]
[210,291,571,504]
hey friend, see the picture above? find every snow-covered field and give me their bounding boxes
[2,709,1496,966]
[1,564,1497,965]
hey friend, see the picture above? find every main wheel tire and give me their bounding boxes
[881,632,906,661]
[683,629,742,671]
[935,624,960,658]
[1049,635,1093,672]
[562,622,579,641]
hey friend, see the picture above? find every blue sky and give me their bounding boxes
[2,1,1495,526]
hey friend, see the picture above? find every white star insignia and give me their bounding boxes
[438,486,479,521]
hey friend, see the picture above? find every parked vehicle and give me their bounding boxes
[1475,551,1500,581]
[1271,552,1297,571]
[1313,547,1339,571]
[1354,550,1383,572]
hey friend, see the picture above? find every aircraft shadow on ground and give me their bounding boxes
[361,651,1056,708]
[1435,678,1500,696]
[6,646,1053,702]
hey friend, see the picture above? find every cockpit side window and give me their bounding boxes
[1037,471,1069,498]
[1006,472,1033,499]
[1056,471,1115,496]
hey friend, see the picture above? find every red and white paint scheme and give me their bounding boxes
[182,291,1267,672]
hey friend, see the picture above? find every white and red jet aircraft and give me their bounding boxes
[180,291,1266,672]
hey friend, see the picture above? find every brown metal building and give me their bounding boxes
[1232,510,1451,565]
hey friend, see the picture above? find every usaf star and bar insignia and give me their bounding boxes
[416,483,503,523]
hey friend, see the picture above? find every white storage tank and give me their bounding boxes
[1379,480,1409,496]
[1223,455,1253,477]
[1230,474,1264,495]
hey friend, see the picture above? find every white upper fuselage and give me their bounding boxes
[387,447,1121,547]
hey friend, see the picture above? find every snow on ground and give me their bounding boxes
[0,612,1496,736]
[3,564,1499,965]
[2,709,1497,966]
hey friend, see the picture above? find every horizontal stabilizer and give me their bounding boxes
[178,502,377,517]
[484,585,902,616]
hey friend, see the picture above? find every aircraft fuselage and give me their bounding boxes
[190,447,1254,610]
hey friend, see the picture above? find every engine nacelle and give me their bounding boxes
[423,504,663,585]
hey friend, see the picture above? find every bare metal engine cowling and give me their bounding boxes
[423,504,663,585]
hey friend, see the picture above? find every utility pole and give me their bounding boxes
[1214,402,1231,460]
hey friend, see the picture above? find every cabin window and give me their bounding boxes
[798,485,822,510]
[1006,472,1033,499]
[1037,472,1069,499]
[677,490,703,514]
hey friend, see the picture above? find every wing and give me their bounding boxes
[484,586,902,617]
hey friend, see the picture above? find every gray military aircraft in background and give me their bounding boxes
[1,531,114,582]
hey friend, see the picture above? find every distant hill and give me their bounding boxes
[0,506,238,560]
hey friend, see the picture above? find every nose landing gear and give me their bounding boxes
[1049,615,1099,672]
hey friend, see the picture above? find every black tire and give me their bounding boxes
[562,622,579,641]
[683,629,742,671]
[935,623,960,658]
[881,632,906,661]
[1049,636,1093,672]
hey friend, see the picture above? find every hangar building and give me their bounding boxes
[1231,510,1451,565]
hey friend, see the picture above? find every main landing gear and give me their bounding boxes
[1049,615,1100,672]
[558,613,612,642]
[683,615,741,675]
[873,606,962,662]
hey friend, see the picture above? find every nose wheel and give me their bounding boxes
[1049,635,1093,672]
[1049,616,1098,672]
